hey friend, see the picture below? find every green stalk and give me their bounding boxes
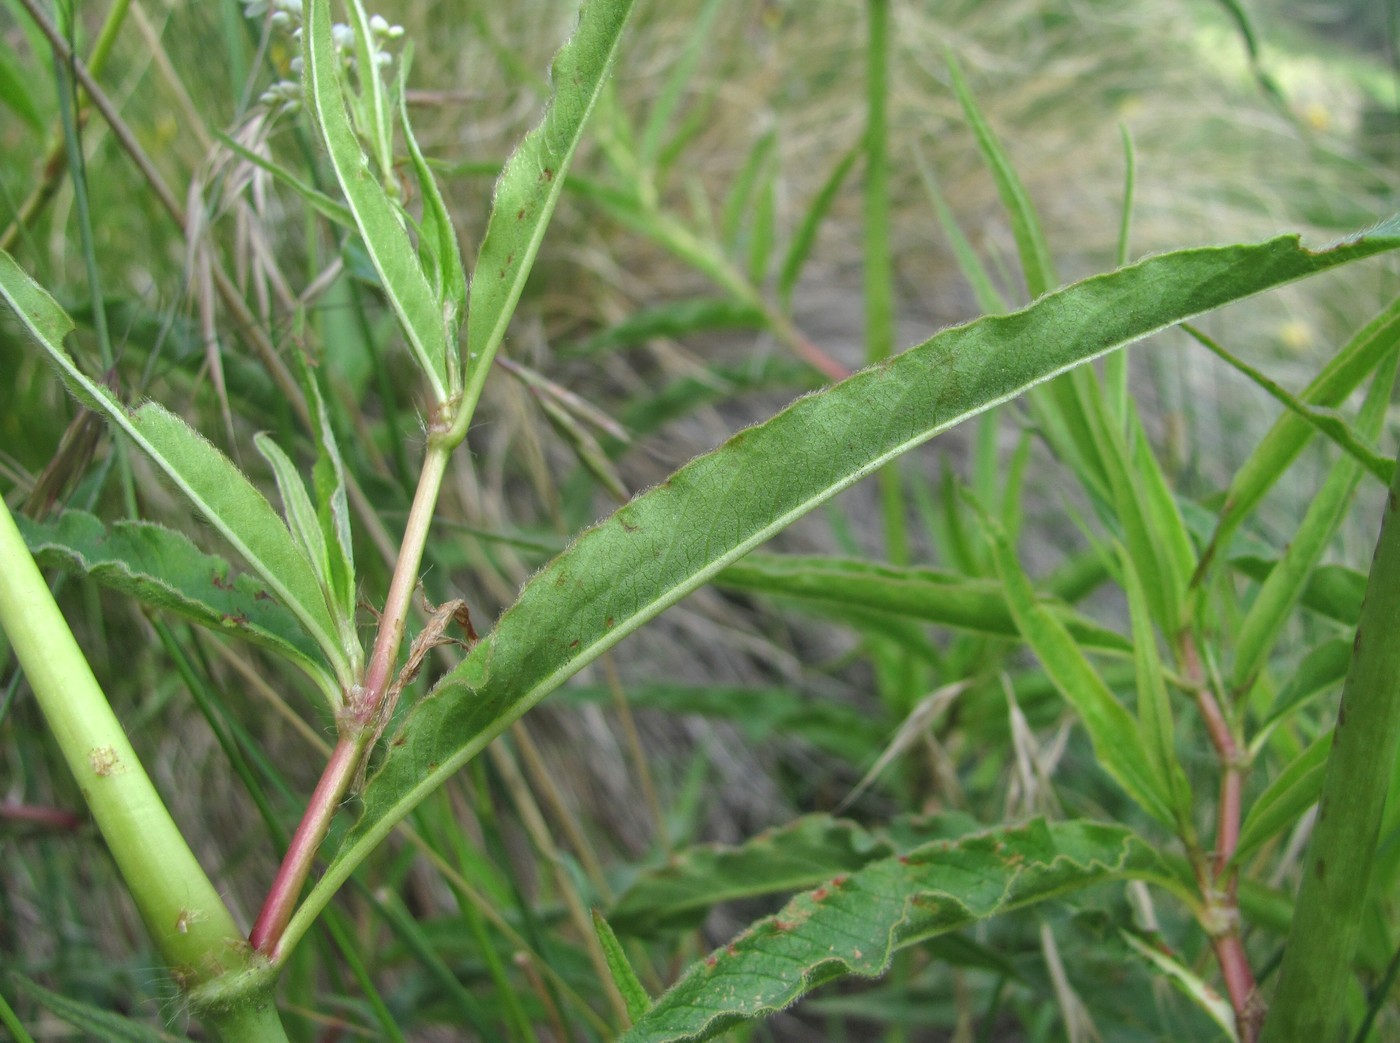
[0,498,285,1040]
[1261,457,1400,1040]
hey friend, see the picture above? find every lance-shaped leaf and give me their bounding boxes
[304,0,451,402]
[458,0,637,418]
[715,553,1131,653]
[0,249,354,702]
[610,814,899,936]
[620,819,1176,1042]
[17,509,340,707]
[282,219,1400,955]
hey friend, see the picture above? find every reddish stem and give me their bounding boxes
[1181,633,1261,1041]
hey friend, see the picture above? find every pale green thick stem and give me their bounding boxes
[0,497,285,1041]
[1261,459,1400,1041]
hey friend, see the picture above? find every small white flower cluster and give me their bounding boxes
[243,0,404,112]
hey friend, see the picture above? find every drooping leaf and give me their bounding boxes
[0,249,355,699]
[620,819,1175,1042]
[285,218,1400,953]
[16,510,339,708]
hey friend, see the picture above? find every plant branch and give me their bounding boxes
[1181,632,1261,1041]
[249,436,455,961]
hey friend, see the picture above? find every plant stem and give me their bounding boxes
[250,436,455,961]
[0,498,288,1039]
[1182,633,1261,1041]
[1262,460,1400,1040]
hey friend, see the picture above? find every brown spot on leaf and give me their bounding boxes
[89,746,121,776]
[541,167,554,182]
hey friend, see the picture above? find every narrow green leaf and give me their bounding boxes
[295,353,358,637]
[565,296,766,357]
[1188,324,1394,485]
[1258,637,1351,740]
[287,219,1400,953]
[593,911,652,1022]
[8,974,186,1043]
[459,0,638,424]
[610,814,899,935]
[0,249,354,697]
[715,553,1132,653]
[0,42,43,131]
[1118,546,1193,833]
[256,434,331,594]
[914,149,1008,314]
[986,516,1174,826]
[213,130,355,229]
[721,130,776,262]
[304,0,449,401]
[16,510,340,708]
[947,52,1057,298]
[1231,346,1398,692]
[778,143,860,311]
[399,60,466,381]
[1119,930,1239,1041]
[637,0,725,168]
[620,820,1174,1042]
[345,0,395,182]
[1200,293,1400,577]
[1235,730,1330,868]
[557,683,887,763]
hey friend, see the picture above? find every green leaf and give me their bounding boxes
[609,814,899,935]
[1199,293,1400,577]
[286,218,1400,952]
[0,42,43,131]
[1187,324,1394,485]
[621,819,1175,1042]
[0,249,355,700]
[986,515,1174,826]
[213,130,355,229]
[637,0,724,168]
[1235,730,1330,868]
[564,296,766,358]
[715,553,1132,653]
[399,59,466,378]
[947,52,1056,299]
[1119,930,1239,1041]
[1119,546,1193,834]
[593,911,652,1023]
[779,143,860,311]
[459,0,638,424]
[1231,346,1398,692]
[557,683,886,763]
[16,510,340,707]
[304,0,451,401]
[8,974,188,1043]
